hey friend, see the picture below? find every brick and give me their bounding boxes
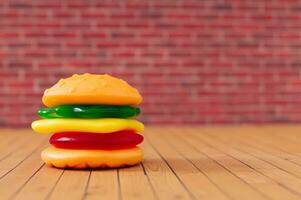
[52,32,77,38]
[1,0,301,126]
[140,32,163,38]
[182,23,205,29]
[153,3,179,9]
[125,2,149,9]
[166,12,193,19]
[37,42,61,48]
[141,51,164,58]
[35,22,61,28]
[8,61,32,69]
[81,12,106,18]
[111,32,135,38]
[124,41,149,48]
[25,32,49,38]
[126,22,150,29]
[65,22,91,29]
[112,51,135,58]
[96,42,121,48]
[97,22,121,28]
[35,2,61,9]
[21,12,48,19]
[52,12,75,18]
[38,61,63,68]
[111,12,135,19]
[0,10,20,18]
[82,32,107,38]
[139,11,163,19]
[95,2,120,8]
[7,42,30,48]
[0,32,19,38]
[24,50,49,58]
[65,42,91,48]
[67,2,91,9]
[168,32,191,38]
[181,2,205,9]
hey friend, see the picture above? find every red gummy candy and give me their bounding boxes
[50,130,144,150]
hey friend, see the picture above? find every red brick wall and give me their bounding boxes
[1,1,301,127]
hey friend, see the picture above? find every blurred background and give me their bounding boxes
[1,0,301,127]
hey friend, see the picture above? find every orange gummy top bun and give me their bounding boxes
[42,73,142,107]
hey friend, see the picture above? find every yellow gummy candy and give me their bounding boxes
[31,118,144,134]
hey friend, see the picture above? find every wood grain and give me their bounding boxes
[0,126,300,200]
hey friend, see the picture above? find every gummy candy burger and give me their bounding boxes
[32,73,144,169]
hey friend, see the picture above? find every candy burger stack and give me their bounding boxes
[31,73,144,169]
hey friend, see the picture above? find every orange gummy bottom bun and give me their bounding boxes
[42,146,143,169]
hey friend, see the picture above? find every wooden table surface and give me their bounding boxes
[0,126,301,200]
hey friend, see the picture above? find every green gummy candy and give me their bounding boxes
[38,105,141,119]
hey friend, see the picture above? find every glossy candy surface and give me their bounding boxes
[38,105,140,119]
[42,146,143,169]
[50,131,144,150]
[31,118,144,134]
[42,74,142,107]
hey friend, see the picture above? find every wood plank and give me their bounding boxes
[146,129,230,200]
[118,164,156,200]
[0,142,48,199]
[0,134,20,160]
[0,132,46,179]
[190,128,301,197]
[1,127,301,200]
[141,131,193,200]
[210,127,301,166]
[228,127,301,166]
[85,169,119,200]
[0,131,59,199]
[85,148,156,199]
[0,131,37,161]
[207,127,301,177]
[177,128,301,200]
[266,126,301,144]
[47,169,91,200]
[13,165,64,200]
[242,127,301,156]
[159,128,267,200]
